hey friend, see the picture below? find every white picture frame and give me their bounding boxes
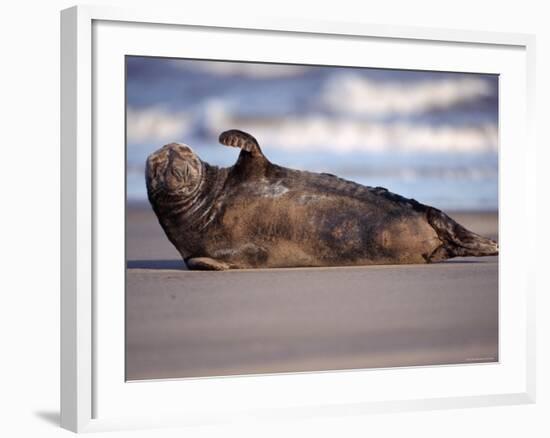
[60,4,536,433]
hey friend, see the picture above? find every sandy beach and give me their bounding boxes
[126,204,498,381]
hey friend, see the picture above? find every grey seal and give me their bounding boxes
[145,129,498,270]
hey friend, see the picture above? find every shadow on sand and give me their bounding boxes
[440,258,492,264]
[126,258,493,271]
[127,259,186,270]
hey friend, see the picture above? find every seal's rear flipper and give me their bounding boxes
[219,129,264,158]
[426,208,499,261]
[186,257,230,271]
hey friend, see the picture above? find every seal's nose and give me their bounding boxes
[163,164,184,190]
[163,176,180,191]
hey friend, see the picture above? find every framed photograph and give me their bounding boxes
[61,5,536,433]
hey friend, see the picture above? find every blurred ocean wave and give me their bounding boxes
[319,74,494,116]
[126,57,498,211]
[128,105,497,154]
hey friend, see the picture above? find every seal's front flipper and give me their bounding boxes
[186,257,230,271]
[219,129,265,158]
[219,129,271,178]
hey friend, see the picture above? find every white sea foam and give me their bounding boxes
[126,106,192,144]
[202,108,498,154]
[172,60,310,78]
[319,74,493,116]
[127,75,497,154]
[127,102,497,154]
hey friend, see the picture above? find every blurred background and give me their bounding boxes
[126,56,498,211]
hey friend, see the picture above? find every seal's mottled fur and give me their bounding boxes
[146,130,498,270]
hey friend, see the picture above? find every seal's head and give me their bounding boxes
[146,143,203,201]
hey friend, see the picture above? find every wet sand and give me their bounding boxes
[126,204,498,380]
